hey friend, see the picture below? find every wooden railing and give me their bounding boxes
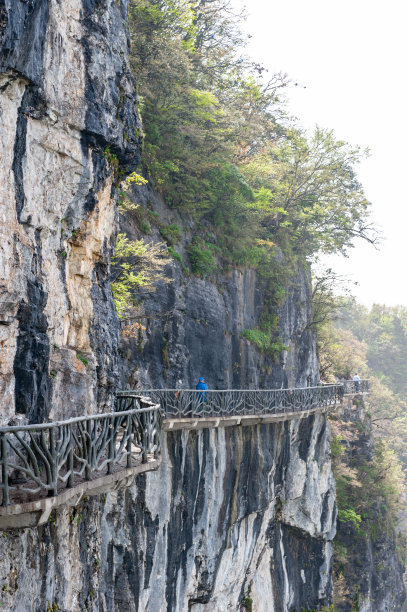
[338,379,370,394]
[0,399,161,507]
[116,385,344,419]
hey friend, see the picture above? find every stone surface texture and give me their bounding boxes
[0,0,141,423]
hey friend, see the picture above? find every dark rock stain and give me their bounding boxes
[298,414,315,462]
[0,0,49,85]
[80,0,141,172]
[11,90,28,221]
[320,490,331,533]
[268,522,330,611]
[13,276,50,422]
[314,416,327,463]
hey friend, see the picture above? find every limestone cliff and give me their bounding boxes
[0,2,336,612]
[0,0,140,423]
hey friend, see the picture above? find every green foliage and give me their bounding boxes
[337,508,362,532]
[242,128,375,258]
[128,0,375,272]
[241,328,272,351]
[118,190,140,213]
[332,423,407,607]
[167,246,183,264]
[241,318,288,358]
[333,540,348,572]
[122,171,148,188]
[139,220,150,234]
[318,297,407,607]
[326,300,407,469]
[331,435,345,459]
[317,322,368,382]
[111,233,171,317]
[334,438,405,539]
[242,595,253,611]
[104,146,120,183]
[160,223,182,245]
[76,354,89,367]
[186,237,217,277]
[350,597,360,612]
[340,302,407,397]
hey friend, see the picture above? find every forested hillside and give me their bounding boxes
[317,301,407,608]
[115,0,376,346]
[320,301,407,465]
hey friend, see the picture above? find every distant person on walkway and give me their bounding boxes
[353,373,361,392]
[174,379,183,399]
[196,377,208,402]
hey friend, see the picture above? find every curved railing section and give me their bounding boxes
[116,385,344,419]
[0,400,161,507]
[338,379,370,394]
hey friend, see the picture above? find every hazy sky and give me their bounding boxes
[236,0,407,307]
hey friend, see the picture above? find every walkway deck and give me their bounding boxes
[162,403,338,431]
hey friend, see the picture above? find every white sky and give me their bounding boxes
[236,0,407,307]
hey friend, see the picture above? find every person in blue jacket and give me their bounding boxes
[196,377,208,402]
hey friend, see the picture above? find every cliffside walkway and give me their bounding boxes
[0,381,368,527]
[118,383,365,418]
[339,379,369,395]
[117,381,369,431]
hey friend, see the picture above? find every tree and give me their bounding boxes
[317,324,368,381]
[242,128,377,259]
[127,0,377,278]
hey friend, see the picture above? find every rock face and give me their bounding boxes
[0,3,336,612]
[0,414,336,611]
[118,187,319,392]
[0,0,140,422]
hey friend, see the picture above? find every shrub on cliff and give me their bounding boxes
[111,233,171,317]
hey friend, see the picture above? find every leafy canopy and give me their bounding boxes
[128,0,376,269]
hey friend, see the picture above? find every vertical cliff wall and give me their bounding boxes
[0,3,337,612]
[118,187,319,392]
[0,0,140,422]
[0,414,336,611]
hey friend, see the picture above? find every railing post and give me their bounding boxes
[67,424,74,489]
[86,420,92,480]
[127,415,132,468]
[154,409,161,459]
[107,417,114,475]
[49,427,58,497]
[1,433,9,507]
[141,412,148,464]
